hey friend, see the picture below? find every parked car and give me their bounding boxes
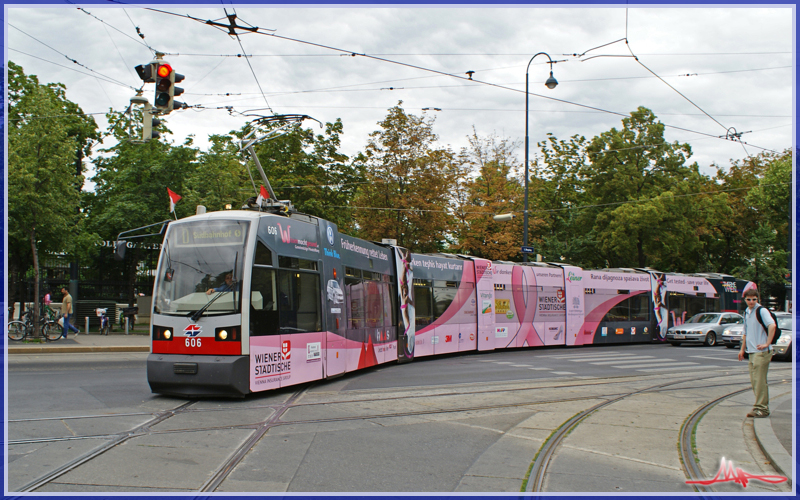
[666,312,744,346]
[721,312,792,361]
[721,323,744,349]
[771,313,793,361]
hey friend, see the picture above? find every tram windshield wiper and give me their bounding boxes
[188,287,234,323]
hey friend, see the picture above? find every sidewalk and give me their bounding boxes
[6,330,151,354]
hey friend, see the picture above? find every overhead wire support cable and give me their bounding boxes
[8,48,138,91]
[141,6,777,154]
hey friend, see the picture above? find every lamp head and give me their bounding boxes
[545,71,558,90]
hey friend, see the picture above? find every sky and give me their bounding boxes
[5,4,796,189]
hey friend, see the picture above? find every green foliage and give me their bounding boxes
[248,118,360,234]
[354,103,458,252]
[454,131,525,260]
[7,61,99,327]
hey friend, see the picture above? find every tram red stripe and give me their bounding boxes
[153,339,241,355]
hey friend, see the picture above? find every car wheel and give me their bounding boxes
[704,332,716,346]
[669,342,681,346]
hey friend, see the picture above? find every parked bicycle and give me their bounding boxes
[8,310,62,341]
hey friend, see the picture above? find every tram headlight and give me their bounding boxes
[153,326,174,341]
[215,326,239,342]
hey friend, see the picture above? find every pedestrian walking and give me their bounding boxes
[60,287,80,338]
[738,288,776,418]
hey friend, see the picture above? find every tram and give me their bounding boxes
[144,205,753,398]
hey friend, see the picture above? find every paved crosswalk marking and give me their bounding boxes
[578,356,657,364]
[551,371,576,375]
[567,356,643,362]
[688,355,740,363]
[614,361,700,369]
[644,364,718,372]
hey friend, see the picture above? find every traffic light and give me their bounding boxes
[154,63,173,111]
[134,62,156,83]
[172,71,185,111]
[142,112,161,141]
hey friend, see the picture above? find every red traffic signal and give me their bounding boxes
[157,64,172,78]
[154,64,173,109]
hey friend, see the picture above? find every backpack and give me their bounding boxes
[754,306,781,344]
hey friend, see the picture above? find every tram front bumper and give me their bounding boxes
[147,353,250,398]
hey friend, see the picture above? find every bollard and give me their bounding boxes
[86,317,90,335]
[125,316,129,335]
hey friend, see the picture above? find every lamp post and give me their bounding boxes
[523,53,558,262]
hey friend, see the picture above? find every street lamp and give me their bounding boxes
[523,52,558,263]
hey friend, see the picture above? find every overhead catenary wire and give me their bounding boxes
[137,6,778,155]
[321,182,791,217]
[8,48,138,91]
[8,25,138,91]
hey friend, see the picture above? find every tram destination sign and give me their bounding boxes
[174,221,248,247]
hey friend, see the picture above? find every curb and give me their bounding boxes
[7,346,150,354]
[753,391,793,485]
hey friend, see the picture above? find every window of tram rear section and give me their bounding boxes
[413,279,460,328]
[667,293,719,322]
[345,267,395,331]
[603,293,651,322]
[249,252,321,336]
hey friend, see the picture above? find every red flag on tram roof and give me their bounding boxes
[167,188,182,213]
[256,185,269,207]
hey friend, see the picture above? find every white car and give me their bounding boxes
[666,312,743,347]
[326,279,344,304]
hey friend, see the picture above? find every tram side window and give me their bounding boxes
[629,294,650,322]
[278,270,321,333]
[254,240,274,266]
[414,279,433,328]
[433,281,459,321]
[250,266,278,336]
[345,276,365,329]
[363,280,384,329]
[606,299,629,322]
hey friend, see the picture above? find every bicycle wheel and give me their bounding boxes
[8,321,27,341]
[44,321,62,341]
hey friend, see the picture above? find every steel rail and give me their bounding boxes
[678,386,754,493]
[17,401,196,493]
[199,386,311,492]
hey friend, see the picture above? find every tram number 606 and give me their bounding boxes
[185,338,202,348]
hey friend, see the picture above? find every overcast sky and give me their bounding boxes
[6,5,795,188]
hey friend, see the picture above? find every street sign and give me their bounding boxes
[520,246,535,254]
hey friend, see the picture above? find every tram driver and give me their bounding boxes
[207,273,239,295]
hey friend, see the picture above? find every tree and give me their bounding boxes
[247,119,360,234]
[530,133,596,265]
[353,103,458,252]
[453,131,525,260]
[87,109,197,305]
[533,107,731,271]
[7,61,99,334]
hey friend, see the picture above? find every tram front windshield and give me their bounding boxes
[154,219,250,317]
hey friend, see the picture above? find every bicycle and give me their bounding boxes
[8,310,62,341]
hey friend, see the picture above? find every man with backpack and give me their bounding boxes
[738,288,776,418]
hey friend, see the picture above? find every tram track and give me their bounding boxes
[678,386,753,493]
[9,370,788,493]
[16,401,196,493]
[522,377,789,493]
[9,376,765,447]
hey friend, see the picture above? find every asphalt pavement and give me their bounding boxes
[6,332,794,490]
